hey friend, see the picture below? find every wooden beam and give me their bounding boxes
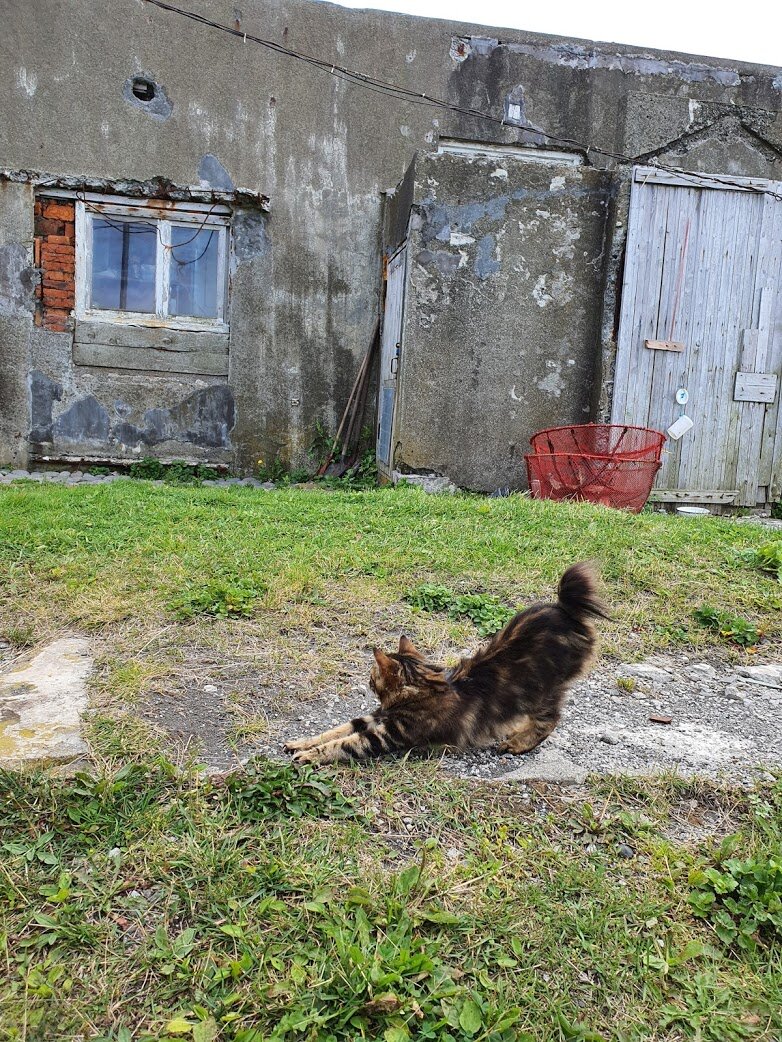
[645,339,685,352]
[633,166,780,193]
[648,489,738,504]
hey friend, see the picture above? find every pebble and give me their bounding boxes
[724,686,748,702]
[203,685,219,694]
[617,844,635,859]
[600,733,621,745]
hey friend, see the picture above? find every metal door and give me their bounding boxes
[612,167,782,506]
[377,244,407,469]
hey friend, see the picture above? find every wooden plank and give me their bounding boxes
[73,343,229,376]
[633,166,780,193]
[74,319,229,354]
[624,182,670,430]
[645,339,685,352]
[758,199,782,499]
[734,195,779,504]
[648,185,692,488]
[734,372,778,403]
[677,186,727,492]
[610,177,646,424]
[648,489,738,504]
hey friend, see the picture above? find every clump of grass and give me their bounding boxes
[689,779,782,952]
[223,760,356,822]
[616,676,637,693]
[1,624,36,648]
[693,605,763,648]
[128,457,219,484]
[405,584,515,637]
[168,578,266,619]
[743,542,782,584]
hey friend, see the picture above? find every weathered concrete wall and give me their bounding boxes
[1,0,781,470]
[393,153,610,490]
[0,182,35,468]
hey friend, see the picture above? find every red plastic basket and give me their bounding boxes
[525,452,661,513]
[529,423,665,461]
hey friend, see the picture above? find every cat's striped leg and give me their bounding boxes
[498,714,557,755]
[291,717,394,764]
[284,721,357,753]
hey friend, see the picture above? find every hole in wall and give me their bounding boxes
[131,77,157,102]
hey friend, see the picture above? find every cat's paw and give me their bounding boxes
[283,737,311,753]
[292,747,321,765]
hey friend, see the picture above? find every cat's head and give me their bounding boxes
[370,636,440,706]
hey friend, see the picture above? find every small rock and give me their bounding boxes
[203,685,219,694]
[648,714,673,725]
[692,662,718,677]
[724,686,748,702]
[617,844,635,859]
[737,664,782,684]
[392,471,458,494]
[627,663,672,684]
[600,733,621,745]
[261,481,277,490]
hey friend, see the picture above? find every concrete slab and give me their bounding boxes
[0,638,91,766]
[497,744,589,784]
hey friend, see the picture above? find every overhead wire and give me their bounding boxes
[141,0,782,200]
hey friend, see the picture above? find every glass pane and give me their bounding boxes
[168,225,220,319]
[91,217,156,313]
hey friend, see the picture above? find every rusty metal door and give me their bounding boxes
[612,167,782,507]
[377,244,407,470]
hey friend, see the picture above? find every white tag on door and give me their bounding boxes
[667,415,694,440]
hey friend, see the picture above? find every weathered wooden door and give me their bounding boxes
[377,244,407,470]
[612,167,782,506]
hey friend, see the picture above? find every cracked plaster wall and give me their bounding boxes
[393,154,611,491]
[1,1,781,469]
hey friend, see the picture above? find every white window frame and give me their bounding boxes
[75,195,230,332]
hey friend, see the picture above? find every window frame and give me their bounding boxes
[75,196,230,332]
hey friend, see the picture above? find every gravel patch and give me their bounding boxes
[140,652,782,785]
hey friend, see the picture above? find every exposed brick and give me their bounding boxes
[41,257,76,275]
[41,242,75,259]
[35,217,66,237]
[42,290,75,309]
[35,194,77,329]
[42,277,73,290]
[41,201,75,221]
[43,314,73,333]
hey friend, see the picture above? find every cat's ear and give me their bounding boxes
[398,635,420,657]
[373,647,398,674]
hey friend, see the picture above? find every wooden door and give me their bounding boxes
[612,167,782,506]
[377,244,407,469]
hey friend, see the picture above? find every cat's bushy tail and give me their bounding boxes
[557,563,610,622]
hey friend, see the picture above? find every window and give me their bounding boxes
[75,197,230,331]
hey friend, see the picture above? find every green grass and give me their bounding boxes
[1,757,782,1041]
[0,482,779,662]
[2,483,782,1039]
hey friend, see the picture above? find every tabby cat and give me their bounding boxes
[284,562,607,765]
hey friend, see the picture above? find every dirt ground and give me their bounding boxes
[136,647,782,786]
